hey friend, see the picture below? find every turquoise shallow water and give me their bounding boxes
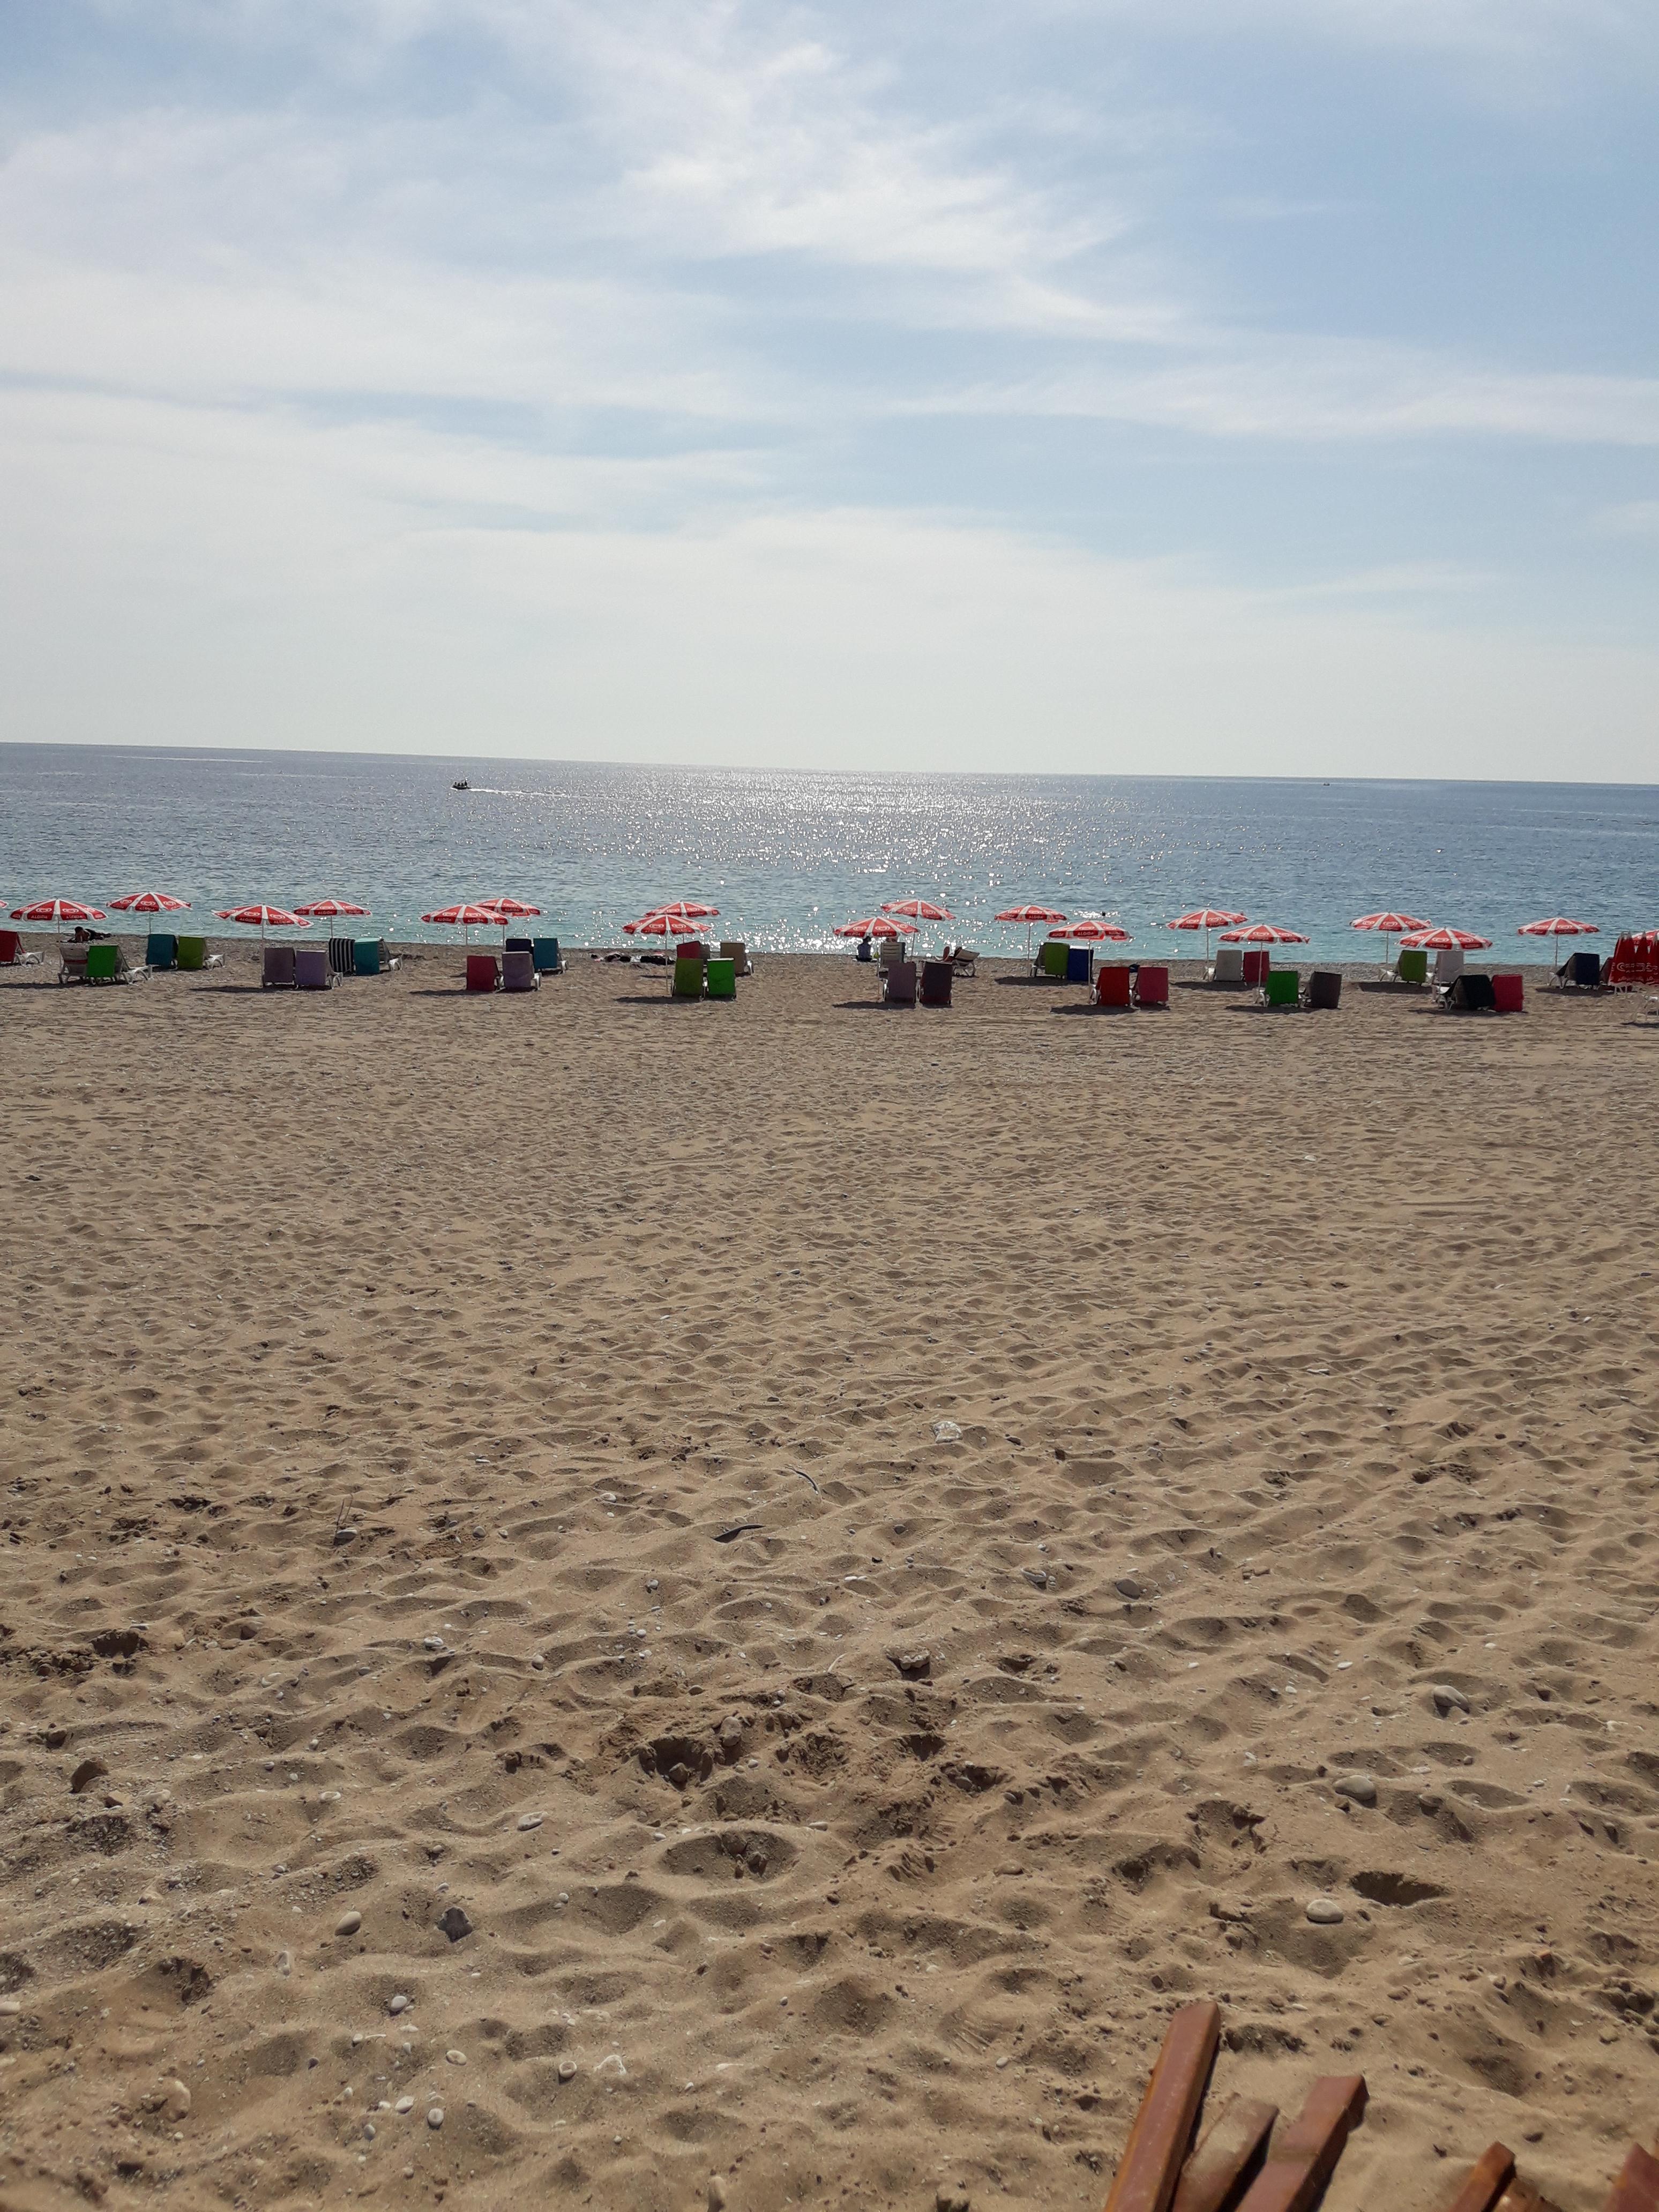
[1,744,1653,963]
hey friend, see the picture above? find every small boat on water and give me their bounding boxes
[452,779,470,791]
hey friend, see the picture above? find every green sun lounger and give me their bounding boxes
[1263,968,1300,1007]
[705,958,736,1000]
[673,954,705,999]
[176,936,207,971]
[1395,947,1428,986]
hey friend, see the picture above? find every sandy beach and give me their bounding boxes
[2,944,1656,2212]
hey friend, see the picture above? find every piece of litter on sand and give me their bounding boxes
[713,1523,764,1543]
[931,1421,962,1443]
[788,1465,820,1492]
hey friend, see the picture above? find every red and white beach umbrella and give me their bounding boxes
[1398,925,1491,951]
[1352,910,1431,966]
[624,911,708,940]
[109,890,190,920]
[1518,917,1598,942]
[833,916,916,940]
[215,904,310,945]
[1049,920,1131,943]
[294,898,369,924]
[479,896,542,921]
[422,901,499,948]
[881,899,954,922]
[1218,921,1310,945]
[995,903,1067,955]
[645,900,720,921]
[1167,908,1246,958]
[11,898,107,926]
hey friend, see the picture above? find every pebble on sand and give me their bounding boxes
[427,2106,444,2129]
[446,2049,466,2065]
[161,2080,191,2121]
[335,1910,363,1936]
[70,1758,109,1794]
[1332,1770,1378,1805]
[436,1905,473,1942]
[1306,1895,1346,1925]
[395,2097,415,2114]
[517,1813,543,1830]
[1432,1683,1471,1714]
[557,2059,578,2082]
[389,1993,412,2015]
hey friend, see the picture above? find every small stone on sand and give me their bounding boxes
[558,2059,578,2082]
[162,2079,191,2121]
[436,1905,473,1942]
[517,1813,543,1830]
[427,2106,444,2129]
[1332,1771,1377,1805]
[395,2097,415,2114]
[446,2048,466,2065]
[1306,1895,1346,1924]
[70,1758,109,1794]
[1432,1683,1470,1714]
[389,1993,412,2015]
[335,1910,362,1936]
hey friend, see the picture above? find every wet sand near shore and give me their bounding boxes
[2,947,1657,2212]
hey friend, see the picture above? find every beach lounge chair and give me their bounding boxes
[532,936,563,974]
[0,929,20,966]
[948,945,977,977]
[1065,945,1092,985]
[920,959,953,1007]
[1036,940,1068,980]
[1442,972,1498,1013]
[1208,945,1245,986]
[672,953,705,999]
[466,952,500,992]
[877,937,903,974]
[1559,949,1603,990]
[1241,948,1271,989]
[1095,963,1132,1008]
[1491,972,1524,1013]
[57,944,90,984]
[1303,969,1342,1010]
[1432,944,1464,988]
[718,940,751,976]
[146,932,177,970]
[1262,968,1300,1008]
[502,949,539,991]
[86,944,144,984]
[1134,963,1170,1008]
[176,936,207,972]
[881,959,917,1005]
[1395,947,1429,987]
[706,957,737,1000]
[328,936,356,975]
[262,945,297,989]
[295,946,333,990]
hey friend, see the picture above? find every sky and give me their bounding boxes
[1,0,1656,778]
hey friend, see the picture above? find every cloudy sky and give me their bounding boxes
[2,0,1655,776]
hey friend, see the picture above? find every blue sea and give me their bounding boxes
[1,744,1653,963]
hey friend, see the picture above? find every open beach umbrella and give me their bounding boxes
[1398,925,1491,955]
[1218,922,1309,945]
[645,900,720,922]
[216,904,310,945]
[478,897,542,955]
[1517,917,1598,962]
[1166,908,1246,959]
[1049,920,1131,943]
[294,898,369,925]
[624,911,708,939]
[422,901,497,948]
[109,890,190,922]
[995,904,1067,956]
[12,898,108,928]
[1351,911,1429,967]
[833,916,916,941]
[881,899,954,953]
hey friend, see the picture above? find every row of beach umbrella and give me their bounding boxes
[6,890,1610,962]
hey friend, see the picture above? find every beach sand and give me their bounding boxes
[2,946,1657,2211]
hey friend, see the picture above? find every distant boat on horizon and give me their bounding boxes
[452,779,469,790]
